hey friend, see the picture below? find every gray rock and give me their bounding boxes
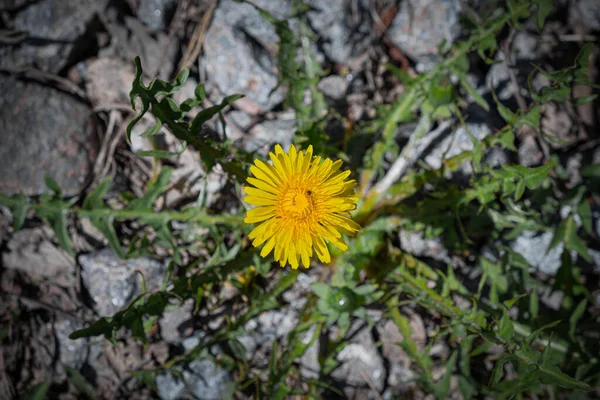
[387,0,462,66]
[423,121,491,173]
[518,135,544,167]
[0,0,109,72]
[317,75,350,100]
[238,308,299,361]
[184,358,235,400]
[83,57,136,108]
[0,75,98,196]
[99,13,178,79]
[588,249,600,273]
[511,230,564,275]
[485,31,541,101]
[570,0,600,31]
[159,299,194,344]
[203,0,287,114]
[3,227,76,287]
[244,117,297,153]
[299,325,320,379]
[377,320,414,393]
[136,0,177,31]
[78,248,166,316]
[53,319,89,373]
[156,373,186,400]
[399,230,451,263]
[330,322,386,396]
[305,0,371,64]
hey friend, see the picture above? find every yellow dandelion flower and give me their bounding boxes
[244,144,360,269]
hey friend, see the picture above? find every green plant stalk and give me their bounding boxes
[0,194,244,226]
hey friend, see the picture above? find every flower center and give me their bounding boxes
[280,189,314,219]
[293,193,309,211]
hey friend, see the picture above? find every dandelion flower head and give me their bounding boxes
[244,144,360,269]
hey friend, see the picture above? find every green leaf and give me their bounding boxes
[127,168,173,212]
[428,75,454,107]
[131,370,158,391]
[12,192,29,231]
[568,298,587,341]
[311,282,329,298]
[22,382,50,400]
[195,82,206,102]
[137,141,187,159]
[564,216,591,262]
[535,365,593,391]
[529,289,539,320]
[574,94,597,105]
[139,120,162,137]
[459,77,489,111]
[577,197,593,234]
[498,312,514,341]
[83,177,123,258]
[492,89,516,124]
[190,94,243,134]
[431,351,458,398]
[44,175,62,196]
[66,366,96,399]
[581,164,600,178]
[536,0,554,31]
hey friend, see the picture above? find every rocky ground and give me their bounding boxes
[1,0,600,399]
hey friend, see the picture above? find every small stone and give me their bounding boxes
[518,135,543,167]
[203,0,286,114]
[156,373,186,400]
[238,308,299,361]
[0,0,109,72]
[330,322,386,396]
[159,299,194,344]
[136,0,177,31]
[184,358,236,400]
[78,248,166,316]
[570,0,600,32]
[511,231,564,275]
[317,75,350,100]
[387,0,462,65]
[246,118,296,153]
[399,230,451,263]
[305,0,371,64]
[0,76,98,196]
[53,319,89,373]
[84,57,136,108]
[423,121,491,172]
[3,227,76,287]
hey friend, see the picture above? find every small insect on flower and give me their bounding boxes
[244,144,360,269]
